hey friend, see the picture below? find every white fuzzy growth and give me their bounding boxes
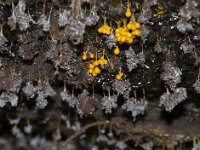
[159,87,187,112]
[101,95,118,114]
[193,79,200,94]
[0,92,18,107]
[58,10,71,27]
[0,29,8,46]
[7,0,35,31]
[37,14,50,31]
[122,98,148,121]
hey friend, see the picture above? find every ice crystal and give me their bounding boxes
[193,79,200,94]
[180,41,195,54]
[160,61,182,88]
[58,10,71,27]
[125,47,145,72]
[122,98,148,121]
[7,1,35,31]
[101,95,118,114]
[159,87,187,112]
[112,79,131,99]
[0,92,18,107]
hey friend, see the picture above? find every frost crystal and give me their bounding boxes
[193,79,200,94]
[7,1,35,31]
[125,47,145,72]
[58,10,71,27]
[159,87,187,112]
[0,92,18,107]
[160,61,182,88]
[101,95,118,114]
[122,98,148,121]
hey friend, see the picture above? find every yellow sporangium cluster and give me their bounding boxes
[114,2,141,45]
[113,46,120,55]
[154,3,165,17]
[82,50,95,61]
[125,3,132,17]
[87,50,108,77]
[98,17,111,35]
[116,69,124,80]
[115,19,141,44]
